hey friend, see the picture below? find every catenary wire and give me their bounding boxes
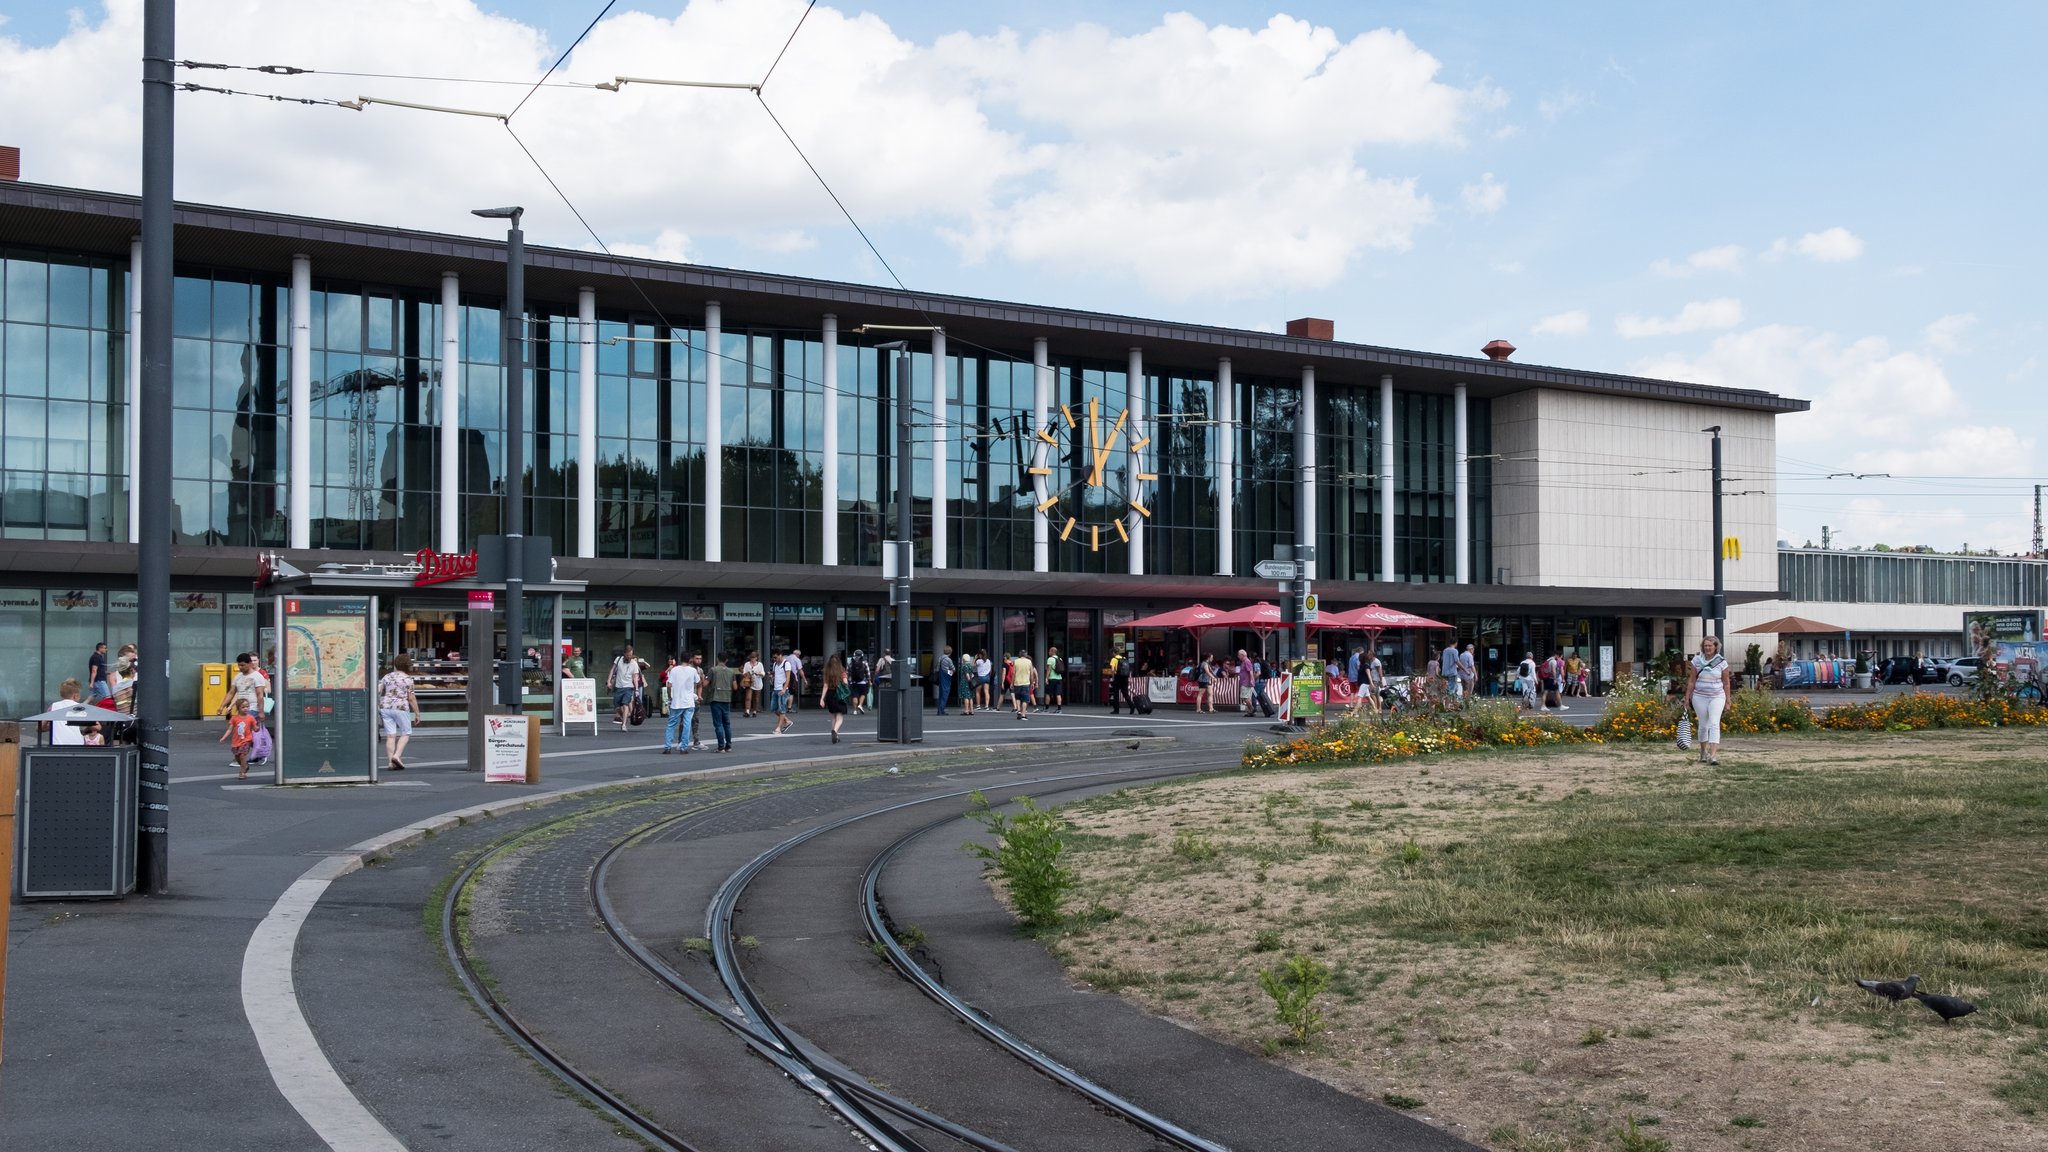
[760,1,818,91]
[510,0,617,120]
[172,59,604,87]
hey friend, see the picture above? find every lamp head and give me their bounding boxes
[874,339,909,352]
[472,206,524,222]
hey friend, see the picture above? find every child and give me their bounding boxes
[220,698,260,780]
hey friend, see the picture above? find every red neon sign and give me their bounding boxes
[414,548,478,587]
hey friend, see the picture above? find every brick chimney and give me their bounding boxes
[1286,317,1334,340]
[1481,339,1515,361]
[0,146,19,182]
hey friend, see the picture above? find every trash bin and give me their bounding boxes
[15,704,141,899]
[199,662,231,718]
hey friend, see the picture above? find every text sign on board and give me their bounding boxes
[277,596,377,783]
[561,678,598,731]
[483,714,530,782]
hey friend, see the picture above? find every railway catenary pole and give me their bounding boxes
[135,0,176,894]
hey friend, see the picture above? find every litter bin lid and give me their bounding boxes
[22,704,138,725]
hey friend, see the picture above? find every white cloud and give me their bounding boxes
[1537,89,1587,123]
[1795,226,1865,262]
[610,227,693,263]
[1924,313,1976,351]
[1762,227,1864,264]
[1615,297,1743,338]
[1532,309,1589,336]
[1492,260,1525,274]
[1460,172,1506,214]
[0,2,1490,300]
[1649,243,1744,277]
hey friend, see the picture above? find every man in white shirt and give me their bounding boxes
[46,678,91,745]
[664,653,703,753]
[772,650,803,734]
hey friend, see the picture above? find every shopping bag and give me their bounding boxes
[251,725,273,762]
[1675,713,1692,751]
[630,690,649,727]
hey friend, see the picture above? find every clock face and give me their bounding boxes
[1028,396,1156,552]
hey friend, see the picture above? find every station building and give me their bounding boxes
[0,179,1809,716]
[1730,548,2048,662]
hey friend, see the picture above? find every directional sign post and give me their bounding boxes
[1253,559,1298,580]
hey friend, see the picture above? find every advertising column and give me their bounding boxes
[274,596,378,783]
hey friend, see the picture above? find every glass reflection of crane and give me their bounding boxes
[311,367,402,522]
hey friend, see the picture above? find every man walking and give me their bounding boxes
[1109,647,1130,714]
[88,641,112,701]
[771,650,796,734]
[1458,642,1478,703]
[1439,643,1462,703]
[609,644,643,730]
[1009,647,1036,719]
[935,645,956,716]
[707,652,736,752]
[663,652,702,754]
[1042,646,1063,713]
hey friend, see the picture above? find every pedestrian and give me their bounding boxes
[1542,651,1568,711]
[876,648,896,695]
[742,649,766,717]
[113,644,139,715]
[771,650,798,735]
[1195,654,1216,713]
[936,645,957,716]
[659,655,679,716]
[820,651,850,743]
[1685,635,1735,765]
[1458,642,1478,703]
[1236,649,1258,715]
[847,649,870,715]
[224,652,269,723]
[707,652,736,752]
[975,651,994,712]
[1439,643,1462,703]
[608,644,644,730]
[783,649,807,715]
[1564,651,1583,697]
[1009,647,1036,719]
[1363,647,1386,715]
[1109,647,1130,714]
[45,678,89,745]
[663,652,702,754]
[219,697,260,780]
[379,654,421,771]
[1043,646,1064,713]
[87,640,112,701]
[1515,652,1538,711]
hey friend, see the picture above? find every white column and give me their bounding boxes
[289,255,312,549]
[931,328,948,569]
[703,301,722,562]
[575,287,597,558]
[437,273,461,553]
[821,314,840,565]
[126,238,142,544]
[1379,374,1395,582]
[1127,346,1145,576]
[1454,382,1470,584]
[1297,365,1316,579]
[1215,357,1234,576]
[1031,337,1051,573]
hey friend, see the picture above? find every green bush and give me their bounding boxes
[1258,953,1331,1042]
[1171,828,1219,862]
[963,791,1075,930]
[1721,687,1817,733]
[1461,697,1523,742]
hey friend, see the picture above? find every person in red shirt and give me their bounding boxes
[219,698,260,780]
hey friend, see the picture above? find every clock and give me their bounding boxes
[1028,396,1156,552]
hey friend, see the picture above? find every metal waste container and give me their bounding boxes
[15,705,140,899]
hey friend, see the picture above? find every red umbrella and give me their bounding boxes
[1323,603,1452,631]
[1125,603,1227,632]
[1209,602,1337,635]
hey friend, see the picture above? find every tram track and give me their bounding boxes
[439,744,1235,1152]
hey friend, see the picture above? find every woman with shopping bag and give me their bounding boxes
[1683,635,1734,765]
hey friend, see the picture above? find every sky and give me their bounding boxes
[2,1,2043,555]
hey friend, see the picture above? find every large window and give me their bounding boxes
[948,353,1037,572]
[307,283,435,550]
[1234,376,1298,574]
[1147,369,1218,576]
[2,250,127,541]
[1780,550,2048,605]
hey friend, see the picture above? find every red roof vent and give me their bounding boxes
[1481,339,1516,361]
[0,147,19,183]
[1285,317,1335,340]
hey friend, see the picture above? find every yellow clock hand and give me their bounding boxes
[1089,409,1127,488]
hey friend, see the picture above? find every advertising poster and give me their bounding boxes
[1965,611,2042,650]
[483,713,531,783]
[562,678,599,731]
[276,596,376,783]
[1291,660,1323,718]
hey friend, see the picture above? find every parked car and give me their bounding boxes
[1877,657,1924,685]
[1944,656,1981,686]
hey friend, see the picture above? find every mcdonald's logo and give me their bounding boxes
[1722,537,1742,560]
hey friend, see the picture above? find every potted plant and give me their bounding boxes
[1852,652,1872,690]
[1743,643,1763,691]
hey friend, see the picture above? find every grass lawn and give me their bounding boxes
[1040,728,2048,1152]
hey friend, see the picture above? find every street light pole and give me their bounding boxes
[1705,425,1724,641]
[474,207,525,713]
[874,341,920,742]
[135,0,175,894]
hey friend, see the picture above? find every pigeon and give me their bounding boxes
[1911,990,1978,1024]
[1854,974,1919,1006]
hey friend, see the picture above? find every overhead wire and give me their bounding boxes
[509,0,617,121]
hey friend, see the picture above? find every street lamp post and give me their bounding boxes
[1704,425,1725,641]
[874,341,921,743]
[474,207,525,713]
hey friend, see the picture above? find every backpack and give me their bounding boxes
[850,655,870,683]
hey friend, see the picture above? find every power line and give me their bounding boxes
[510,0,617,121]
[760,1,818,92]
[160,80,361,109]
[172,59,602,88]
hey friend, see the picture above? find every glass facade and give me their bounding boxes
[0,586,251,718]
[3,249,126,540]
[1780,550,2048,606]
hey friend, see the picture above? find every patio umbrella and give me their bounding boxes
[1321,604,1453,631]
[1124,603,1226,632]
[1208,602,1288,634]
[1732,615,1848,635]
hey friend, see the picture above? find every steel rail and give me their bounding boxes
[862,788,1237,1152]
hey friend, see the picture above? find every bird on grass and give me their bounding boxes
[1911,990,1978,1024]
[1854,974,1920,1006]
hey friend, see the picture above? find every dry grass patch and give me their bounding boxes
[1039,729,2048,1151]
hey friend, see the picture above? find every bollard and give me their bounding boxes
[524,713,540,785]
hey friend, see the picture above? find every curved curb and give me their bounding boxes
[240,735,1172,1151]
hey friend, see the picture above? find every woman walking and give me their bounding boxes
[379,654,421,771]
[819,651,850,744]
[1195,654,1217,713]
[742,650,766,718]
[1685,635,1735,765]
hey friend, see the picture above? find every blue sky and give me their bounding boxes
[2,2,2042,553]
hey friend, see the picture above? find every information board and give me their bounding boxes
[276,596,377,783]
[1291,661,1324,718]
[483,713,531,783]
[561,678,599,733]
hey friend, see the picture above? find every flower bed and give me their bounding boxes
[1242,700,1592,769]
[1818,691,2047,731]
